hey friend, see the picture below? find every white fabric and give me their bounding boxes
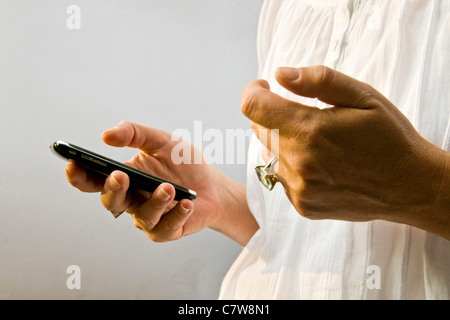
[219,0,450,300]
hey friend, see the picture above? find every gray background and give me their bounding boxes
[0,0,263,299]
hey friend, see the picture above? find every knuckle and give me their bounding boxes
[305,118,323,141]
[66,174,88,191]
[344,81,380,109]
[299,208,319,220]
[313,65,334,87]
[67,179,82,190]
[100,194,113,210]
[134,214,158,231]
[65,174,77,187]
[164,219,181,232]
[290,116,321,146]
[146,233,167,243]
[286,179,320,220]
[356,85,380,107]
[290,178,306,199]
[241,80,268,118]
[299,158,321,181]
[295,197,320,220]
[241,90,258,118]
[132,219,143,231]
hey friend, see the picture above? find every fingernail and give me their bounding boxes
[102,125,121,137]
[102,128,114,137]
[158,187,171,201]
[180,204,190,214]
[111,173,121,190]
[278,67,299,81]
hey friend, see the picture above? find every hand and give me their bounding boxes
[241,66,449,237]
[65,121,245,242]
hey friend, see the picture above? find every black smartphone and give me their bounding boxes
[50,140,197,202]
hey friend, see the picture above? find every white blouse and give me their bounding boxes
[219,0,450,299]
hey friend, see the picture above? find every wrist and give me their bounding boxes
[398,141,450,240]
[428,148,450,239]
[208,169,259,246]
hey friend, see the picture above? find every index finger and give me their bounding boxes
[240,79,319,135]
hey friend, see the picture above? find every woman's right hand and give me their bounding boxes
[65,120,257,244]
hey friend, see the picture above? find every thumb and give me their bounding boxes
[275,65,383,109]
[102,120,172,153]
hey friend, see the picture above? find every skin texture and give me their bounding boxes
[242,65,450,241]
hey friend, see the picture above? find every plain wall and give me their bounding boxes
[0,0,263,299]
